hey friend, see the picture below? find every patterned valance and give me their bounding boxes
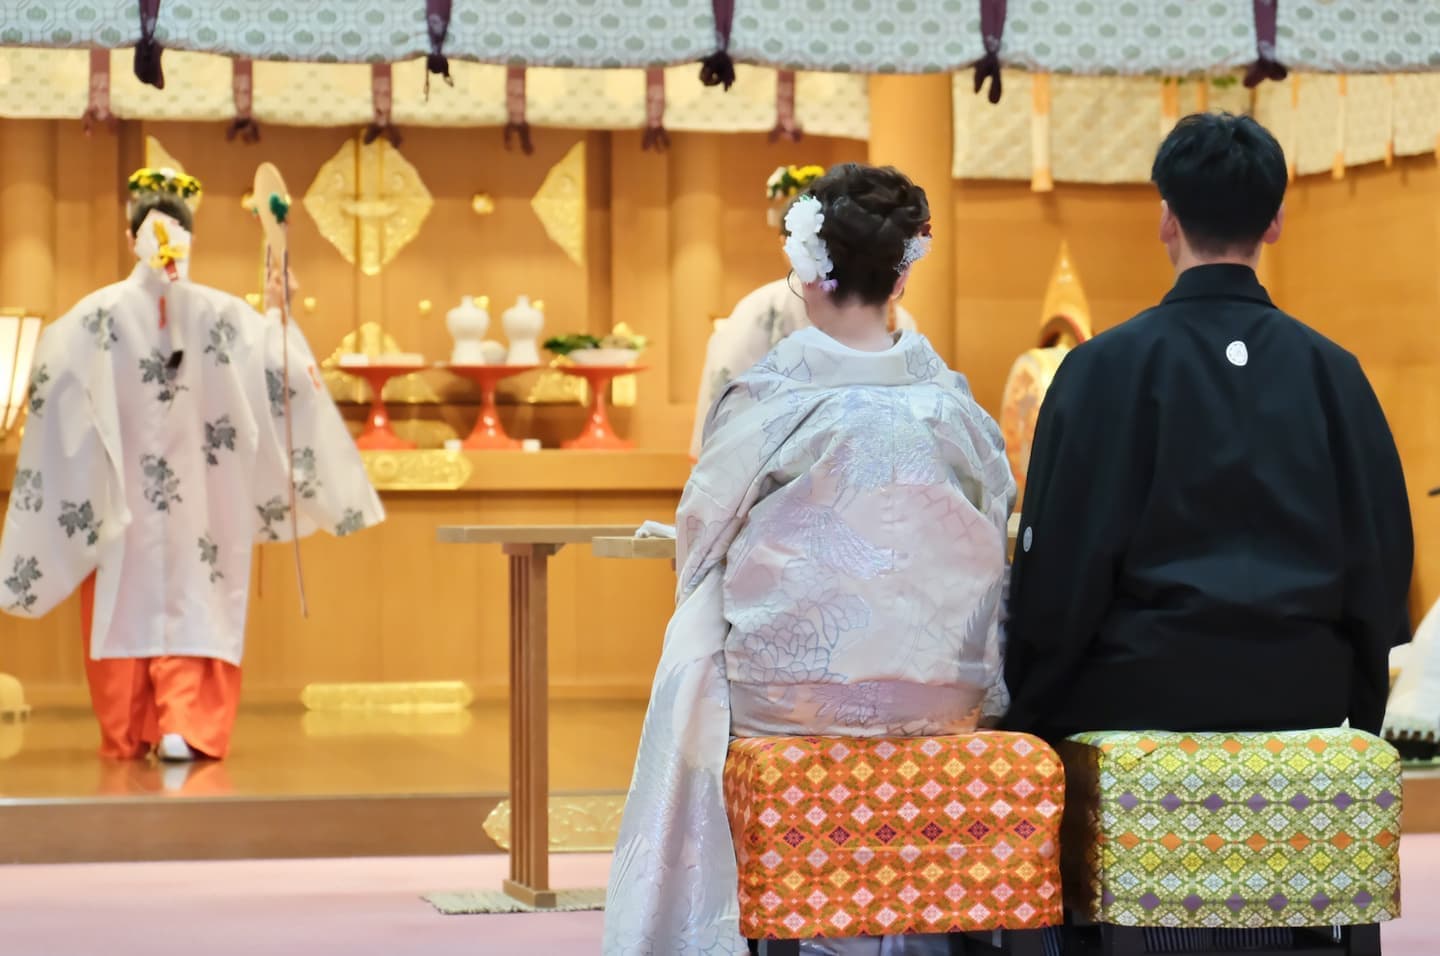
[953,72,1440,185]
[2,0,1439,75]
[0,49,870,140]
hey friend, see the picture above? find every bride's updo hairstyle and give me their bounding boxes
[803,163,930,307]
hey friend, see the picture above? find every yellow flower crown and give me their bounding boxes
[127,167,203,205]
[766,164,826,201]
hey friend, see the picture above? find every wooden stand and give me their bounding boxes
[501,540,556,907]
[346,364,421,450]
[559,365,646,450]
[447,364,538,450]
[437,524,639,907]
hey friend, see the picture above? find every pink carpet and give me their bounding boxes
[0,840,1436,955]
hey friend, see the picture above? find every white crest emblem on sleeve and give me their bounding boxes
[1225,340,1249,367]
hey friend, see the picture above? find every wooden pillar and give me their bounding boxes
[0,120,57,317]
[666,132,724,404]
[53,121,127,310]
[868,76,956,363]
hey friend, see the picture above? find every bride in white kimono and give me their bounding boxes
[605,165,1016,955]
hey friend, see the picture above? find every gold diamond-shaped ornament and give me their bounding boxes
[304,136,433,277]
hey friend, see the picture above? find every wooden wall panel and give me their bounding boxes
[4,484,682,706]
[0,114,1436,707]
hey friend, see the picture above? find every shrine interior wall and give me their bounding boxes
[0,117,1435,701]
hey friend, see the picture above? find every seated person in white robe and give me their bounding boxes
[605,164,1016,956]
[0,169,384,762]
[1387,514,1440,760]
[689,166,917,460]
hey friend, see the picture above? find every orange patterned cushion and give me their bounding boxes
[723,733,1065,940]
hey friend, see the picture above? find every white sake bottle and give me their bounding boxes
[446,295,490,365]
[503,295,544,366]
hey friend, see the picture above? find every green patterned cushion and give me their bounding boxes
[1058,729,1401,929]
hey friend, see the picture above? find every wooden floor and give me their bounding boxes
[0,701,645,799]
[0,701,646,864]
[0,703,1437,864]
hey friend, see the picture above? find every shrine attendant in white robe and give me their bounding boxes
[689,168,917,460]
[0,170,384,762]
[606,165,1015,955]
[1386,565,1440,758]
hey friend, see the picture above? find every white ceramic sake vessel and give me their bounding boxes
[446,295,491,365]
[503,295,544,366]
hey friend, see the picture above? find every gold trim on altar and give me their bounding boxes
[300,680,474,713]
[301,710,474,738]
[482,794,626,853]
[361,449,473,490]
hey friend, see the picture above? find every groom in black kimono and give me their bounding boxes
[1003,113,1413,741]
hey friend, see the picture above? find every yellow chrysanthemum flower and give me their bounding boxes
[126,167,204,200]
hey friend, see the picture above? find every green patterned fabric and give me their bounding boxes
[1058,729,1402,930]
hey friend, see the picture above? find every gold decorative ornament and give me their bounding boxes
[302,709,474,738]
[418,299,433,317]
[999,241,1093,502]
[304,135,433,277]
[300,680,474,713]
[482,794,627,853]
[320,321,440,404]
[530,141,586,268]
[472,193,496,216]
[527,358,589,405]
[390,419,460,448]
[361,449,473,490]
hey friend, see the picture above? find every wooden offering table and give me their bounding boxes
[589,520,1018,564]
[591,535,676,561]
[435,523,638,907]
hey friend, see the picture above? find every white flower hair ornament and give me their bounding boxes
[898,231,932,274]
[783,196,838,292]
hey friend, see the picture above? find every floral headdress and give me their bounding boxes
[127,167,203,208]
[766,164,825,201]
[783,196,836,291]
[784,196,933,294]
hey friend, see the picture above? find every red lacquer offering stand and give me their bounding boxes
[446,364,538,450]
[345,364,424,451]
[559,365,646,450]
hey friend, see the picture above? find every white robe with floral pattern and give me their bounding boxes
[606,327,1015,955]
[0,264,384,665]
